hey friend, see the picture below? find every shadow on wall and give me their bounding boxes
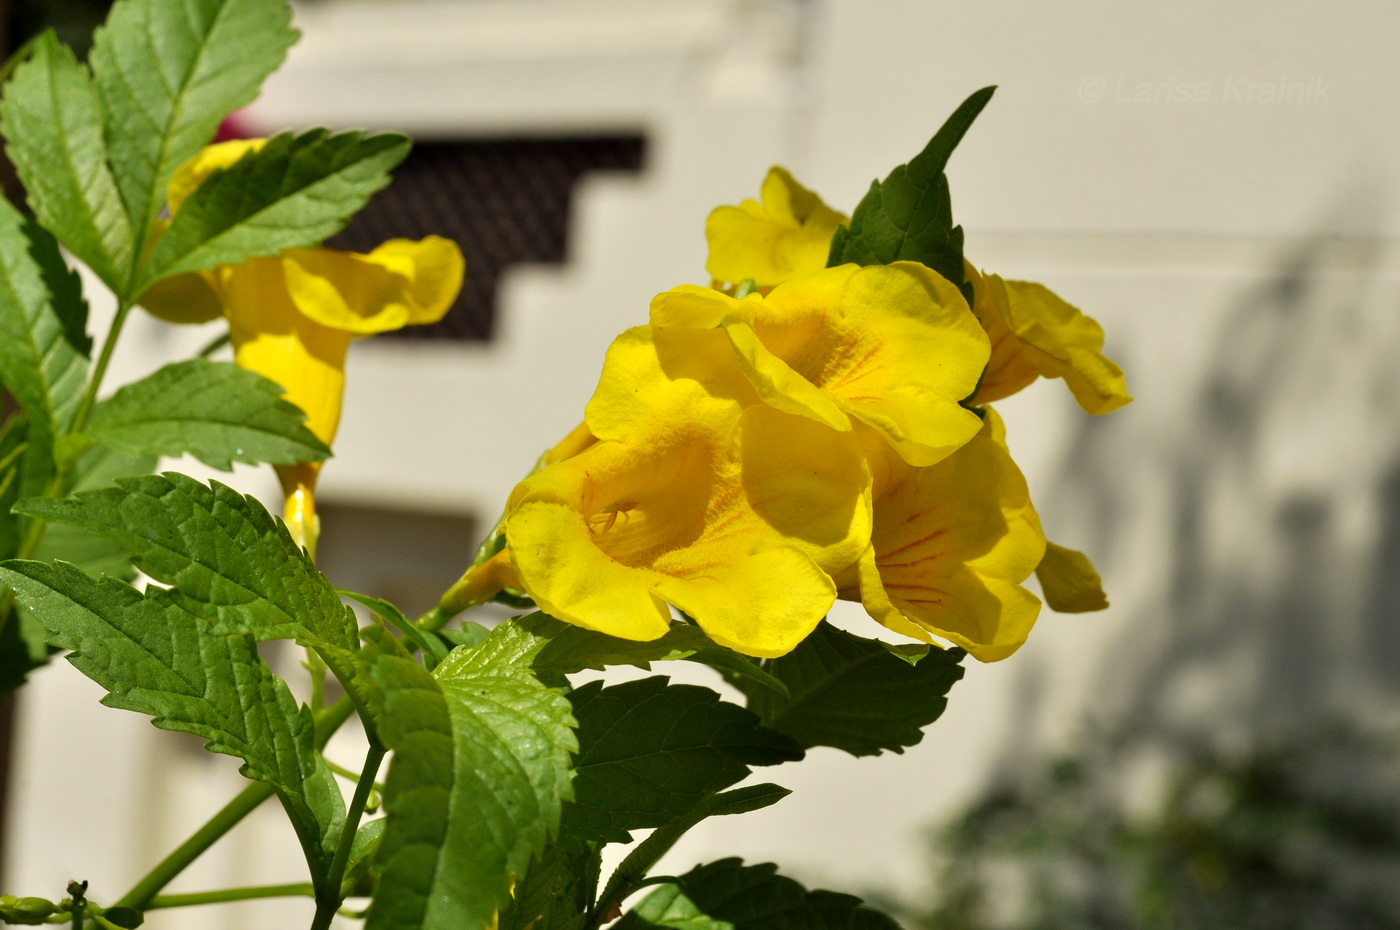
[903,188,1400,928]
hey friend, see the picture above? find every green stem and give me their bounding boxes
[310,744,386,930]
[146,883,315,910]
[591,817,700,927]
[112,696,355,911]
[71,300,133,436]
[112,781,275,911]
[196,331,230,358]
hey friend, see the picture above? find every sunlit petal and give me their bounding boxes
[705,166,847,288]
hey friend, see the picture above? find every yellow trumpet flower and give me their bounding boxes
[705,166,848,290]
[838,410,1046,662]
[139,140,465,553]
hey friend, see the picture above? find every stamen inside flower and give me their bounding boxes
[586,501,638,536]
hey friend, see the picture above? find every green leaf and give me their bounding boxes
[88,0,297,251]
[0,31,134,290]
[827,86,995,304]
[0,198,90,491]
[462,613,787,696]
[139,128,410,290]
[735,622,964,757]
[0,560,344,878]
[87,358,332,470]
[340,590,448,669]
[34,444,157,581]
[0,601,51,698]
[15,473,360,678]
[615,859,903,930]
[363,645,577,930]
[564,677,802,844]
[498,837,596,930]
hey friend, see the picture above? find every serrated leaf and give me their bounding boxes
[0,198,90,497]
[0,31,134,290]
[15,473,360,681]
[88,358,331,470]
[563,677,802,844]
[827,87,994,304]
[615,859,903,930]
[89,0,297,253]
[35,444,157,582]
[460,613,786,696]
[736,622,964,757]
[139,128,410,290]
[0,559,343,878]
[498,837,596,930]
[364,646,577,930]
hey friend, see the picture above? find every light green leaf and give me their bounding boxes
[736,622,965,757]
[88,358,331,470]
[0,31,134,290]
[139,128,410,290]
[0,560,343,878]
[615,859,903,930]
[364,646,577,930]
[563,677,802,844]
[827,86,995,305]
[15,473,360,679]
[0,197,90,496]
[89,0,297,250]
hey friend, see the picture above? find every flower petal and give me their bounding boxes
[221,257,351,447]
[705,166,847,287]
[281,237,464,334]
[1001,278,1131,414]
[845,412,1046,662]
[727,262,988,466]
[964,265,1038,404]
[1035,541,1109,612]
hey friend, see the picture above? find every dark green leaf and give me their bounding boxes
[0,198,90,496]
[15,473,360,679]
[0,560,343,877]
[0,600,51,698]
[363,644,577,930]
[827,86,995,304]
[0,32,134,290]
[139,128,410,289]
[88,359,332,470]
[89,0,297,250]
[498,837,596,930]
[564,677,802,844]
[463,613,786,696]
[736,622,964,757]
[615,859,903,930]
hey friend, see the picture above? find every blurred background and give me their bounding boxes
[3,0,1400,927]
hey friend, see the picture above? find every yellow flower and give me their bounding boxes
[139,140,465,551]
[837,409,1046,662]
[964,264,1131,414]
[652,262,989,468]
[705,166,847,289]
[502,324,872,657]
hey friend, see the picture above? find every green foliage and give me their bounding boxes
[34,444,157,581]
[362,642,578,930]
[139,128,411,290]
[0,31,134,291]
[89,0,298,251]
[736,622,964,757]
[468,612,787,695]
[0,197,90,483]
[615,859,903,930]
[497,838,596,930]
[87,358,332,470]
[16,474,361,684]
[564,676,802,844]
[0,559,344,879]
[827,86,994,304]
